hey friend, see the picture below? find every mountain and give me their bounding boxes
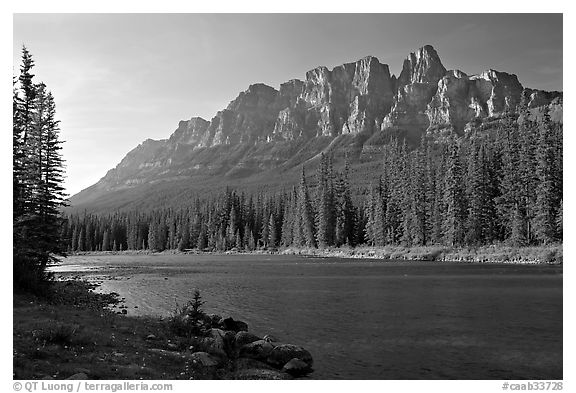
[70,45,562,212]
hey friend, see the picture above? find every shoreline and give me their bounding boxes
[67,244,563,265]
[14,281,313,380]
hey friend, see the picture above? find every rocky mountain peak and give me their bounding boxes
[398,44,446,86]
[226,83,279,112]
[168,117,210,146]
[72,45,562,208]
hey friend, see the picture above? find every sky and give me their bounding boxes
[12,13,563,196]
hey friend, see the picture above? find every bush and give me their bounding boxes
[32,322,78,346]
[168,290,207,337]
[538,249,558,264]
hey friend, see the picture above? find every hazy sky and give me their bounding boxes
[12,14,563,196]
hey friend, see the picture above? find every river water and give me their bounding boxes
[52,254,562,380]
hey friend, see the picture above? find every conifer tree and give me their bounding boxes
[298,167,316,248]
[13,47,69,291]
[102,230,110,251]
[534,110,559,244]
[268,213,278,248]
[556,199,562,241]
[443,141,467,246]
[315,154,336,248]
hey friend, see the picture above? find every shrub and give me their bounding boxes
[168,290,207,337]
[32,322,78,346]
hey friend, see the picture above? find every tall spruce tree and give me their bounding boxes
[315,153,336,248]
[534,110,559,244]
[443,141,467,246]
[14,47,68,291]
[298,167,316,248]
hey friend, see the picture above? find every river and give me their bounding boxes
[51,254,562,380]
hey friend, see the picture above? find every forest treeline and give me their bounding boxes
[63,112,562,253]
[13,47,68,292]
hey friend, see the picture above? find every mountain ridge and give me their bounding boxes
[70,45,562,212]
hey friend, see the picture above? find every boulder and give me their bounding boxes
[267,344,313,369]
[220,317,248,332]
[190,352,220,367]
[203,329,228,357]
[204,313,222,328]
[235,331,261,348]
[234,357,275,371]
[262,334,279,343]
[238,340,274,360]
[282,358,313,377]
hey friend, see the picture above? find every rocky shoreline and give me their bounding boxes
[149,314,314,379]
[13,281,313,380]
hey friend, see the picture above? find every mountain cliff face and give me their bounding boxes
[71,45,562,211]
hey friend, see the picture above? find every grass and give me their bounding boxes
[72,243,563,264]
[279,244,563,264]
[13,281,228,380]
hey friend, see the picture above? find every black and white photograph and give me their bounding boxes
[10,7,565,389]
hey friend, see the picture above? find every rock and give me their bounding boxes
[166,343,178,350]
[204,314,222,328]
[398,44,446,87]
[220,317,248,332]
[203,328,228,357]
[470,69,523,116]
[238,340,274,360]
[168,117,210,147]
[522,88,562,109]
[234,357,275,371]
[382,46,447,137]
[73,367,91,375]
[223,330,237,347]
[426,69,478,132]
[235,331,260,348]
[282,358,313,377]
[294,55,396,137]
[231,369,293,380]
[190,352,220,367]
[262,334,279,343]
[204,84,282,148]
[66,373,88,380]
[266,344,313,369]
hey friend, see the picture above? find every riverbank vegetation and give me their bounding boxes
[62,113,562,258]
[70,242,563,264]
[281,244,563,264]
[14,280,313,380]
